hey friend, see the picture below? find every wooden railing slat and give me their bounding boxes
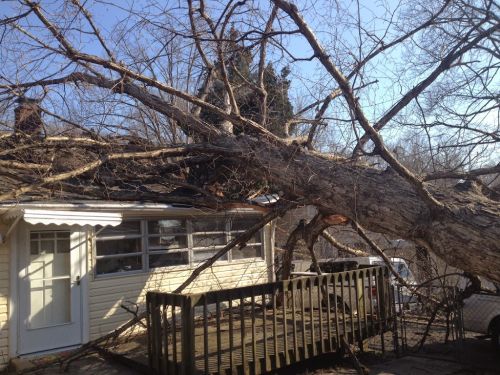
[325,275,332,351]
[282,286,289,365]
[171,303,178,374]
[228,297,234,372]
[291,279,298,362]
[300,279,306,359]
[272,285,278,370]
[240,294,247,374]
[318,276,324,354]
[251,291,257,374]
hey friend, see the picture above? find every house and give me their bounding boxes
[0,200,275,368]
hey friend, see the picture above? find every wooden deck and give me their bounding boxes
[147,267,394,375]
[191,309,385,374]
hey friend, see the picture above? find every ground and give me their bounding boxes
[4,325,500,374]
[311,339,500,374]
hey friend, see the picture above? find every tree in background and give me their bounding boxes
[201,28,294,137]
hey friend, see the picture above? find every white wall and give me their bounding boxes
[0,216,274,367]
[87,224,274,340]
[0,225,10,369]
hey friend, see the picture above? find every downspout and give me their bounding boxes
[1,215,22,244]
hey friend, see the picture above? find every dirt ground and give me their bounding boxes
[304,322,500,375]
[4,325,500,375]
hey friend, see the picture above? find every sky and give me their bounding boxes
[0,0,498,165]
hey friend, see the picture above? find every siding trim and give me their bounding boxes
[8,225,17,358]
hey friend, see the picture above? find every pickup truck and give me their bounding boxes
[462,293,500,348]
[290,256,417,313]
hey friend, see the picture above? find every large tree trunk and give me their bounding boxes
[220,136,500,282]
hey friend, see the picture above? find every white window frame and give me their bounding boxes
[94,220,144,276]
[93,215,265,278]
[146,218,190,270]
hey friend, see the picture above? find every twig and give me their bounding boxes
[341,336,368,375]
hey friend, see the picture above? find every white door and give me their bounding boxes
[18,224,84,354]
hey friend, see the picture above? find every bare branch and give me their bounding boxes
[321,230,369,257]
[424,163,500,181]
[273,0,444,209]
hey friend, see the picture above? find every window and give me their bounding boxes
[94,215,265,276]
[192,217,228,262]
[147,219,189,268]
[30,231,70,255]
[95,221,143,275]
[230,217,263,260]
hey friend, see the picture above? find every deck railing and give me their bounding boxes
[146,266,394,375]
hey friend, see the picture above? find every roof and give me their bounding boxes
[0,198,275,227]
[0,135,276,205]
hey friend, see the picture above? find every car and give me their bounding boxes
[462,292,500,348]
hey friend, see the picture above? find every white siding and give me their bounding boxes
[0,225,9,370]
[88,224,274,340]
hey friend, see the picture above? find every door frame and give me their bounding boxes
[9,222,90,356]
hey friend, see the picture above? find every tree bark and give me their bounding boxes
[218,135,500,282]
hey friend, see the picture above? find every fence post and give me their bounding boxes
[146,292,153,371]
[378,269,387,326]
[181,295,196,375]
[392,285,400,356]
[356,271,365,319]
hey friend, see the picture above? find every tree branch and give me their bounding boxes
[173,199,298,293]
[321,230,369,257]
[424,163,500,181]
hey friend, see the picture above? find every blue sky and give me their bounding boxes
[0,0,498,165]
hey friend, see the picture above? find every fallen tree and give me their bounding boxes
[2,132,498,280]
[1,1,498,371]
[0,0,498,281]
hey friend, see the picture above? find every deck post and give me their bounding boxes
[181,295,197,375]
[146,293,153,371]
[378,269,387,328]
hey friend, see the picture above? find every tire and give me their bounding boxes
[492,325,500,350]
[490,317,500,350]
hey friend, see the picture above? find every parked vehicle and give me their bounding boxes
[291,256,417,312]
[292,256,415,280]
[463,292,500,348]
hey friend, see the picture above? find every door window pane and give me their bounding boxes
[29,253,70,279]
[39,240,55,254]
[30,240,38,255]
[29,278,70,329]
[57,239,71,253]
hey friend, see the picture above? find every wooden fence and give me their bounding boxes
[146,266,394,375]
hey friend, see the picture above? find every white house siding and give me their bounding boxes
[0,225,9,370]
[87,224,274,340]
